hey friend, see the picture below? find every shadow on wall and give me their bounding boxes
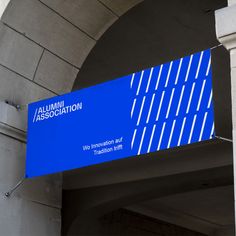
[68,209,207,236]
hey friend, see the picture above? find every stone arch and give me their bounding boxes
[0,1,143,236]
[0,0,143,96]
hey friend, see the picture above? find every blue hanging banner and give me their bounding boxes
[26,49,215,178]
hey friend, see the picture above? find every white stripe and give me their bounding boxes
[137,96,146,126]
[146,93,155,123]
[136,70,144,96]
[175,58,183,85]
[131,99,136,118]
[206,55,211,76]
[167,120,176,148]
[146,67,154,93]
[157,122,166,151]
[165,61,173,87]
[130,73,135,88]
[195,51,204,79]
[155,64,163,90]
[147,124,156,153]
[166,88,175,119]
[196,79,206,111]
[176,85,185,116]
[186,83,195,114]
[210,121,215,139]
[156,91,165,121]
[138,127,146,155]
[33,108,38,123]
[131,129,137,149]
[188,114,197,144]
[177,117,186,146]
[199,112,208,141]
[184,55,193,82]
[207,90,213,109]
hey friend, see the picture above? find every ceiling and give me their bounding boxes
[128,185,234,234]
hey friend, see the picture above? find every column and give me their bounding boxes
[215,1,236,235]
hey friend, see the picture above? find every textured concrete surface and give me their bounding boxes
[228,0,236,6]
[0,22,43,80]
[0,101,26,140]
[0,64,54,104]
[215,4,236,38]
[99,0,143,16]
[0,65,54,132]
[231,49,236,68]
[0,0,144,97]
[0,133,61,236]
[0,134,62,206]
[231,67,236,127]
[2,0,96,67]
[40,0,118,40]
[34,50,79,94]
[0,63,60,235]
[0,196,61,236]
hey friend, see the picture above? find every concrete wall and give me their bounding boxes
[0,0,142,235]
[228,0,236,6]
[74,209,206,236]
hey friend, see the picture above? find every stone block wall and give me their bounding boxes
[0,0,142,235]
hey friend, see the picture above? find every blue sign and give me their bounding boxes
[26,49,215,178]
